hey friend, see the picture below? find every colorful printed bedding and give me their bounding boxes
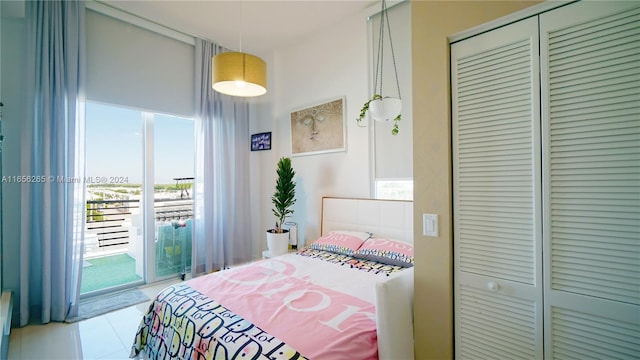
[297,248,406,276]
[131,250,407,359]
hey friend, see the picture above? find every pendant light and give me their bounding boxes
[212,3,267,97]
[212,52,266,97]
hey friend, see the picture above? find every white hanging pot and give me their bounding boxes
[369,97,401,123]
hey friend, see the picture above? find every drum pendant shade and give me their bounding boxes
[212,51,267,97]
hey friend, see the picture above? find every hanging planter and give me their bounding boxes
[370,96,401,121]
[357,0,402,135]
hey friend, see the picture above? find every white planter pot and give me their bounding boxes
[266,230,289,256]
[369,97,401,122]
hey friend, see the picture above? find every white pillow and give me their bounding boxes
[328,230,373,241]
[310,230,373,256]
[375,267,414,360]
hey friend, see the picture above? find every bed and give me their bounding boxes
[130,197,414,359]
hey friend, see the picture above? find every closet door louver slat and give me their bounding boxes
[541,3,640,359]
[456,37,536,285]
[453,17,543,359]
[551,307,640,359]
[459,286,537,360]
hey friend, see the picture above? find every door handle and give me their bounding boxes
[487,281,500,292]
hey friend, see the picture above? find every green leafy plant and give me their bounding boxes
[357,94,382,124]
[271,157,296,233]
[356,94,401,135]
[391,113,401,136]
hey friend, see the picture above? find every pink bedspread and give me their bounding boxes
[130,253,387,359]
[186,257,378,359]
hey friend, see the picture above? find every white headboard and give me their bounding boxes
[321,197,414,245]
[321,197,415,360]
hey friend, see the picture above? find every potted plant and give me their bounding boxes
[357,94,401,135]
[266,157,296,255]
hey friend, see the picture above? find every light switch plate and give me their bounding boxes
[423,213,438,237]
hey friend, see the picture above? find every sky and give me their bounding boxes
[85,102,194,185]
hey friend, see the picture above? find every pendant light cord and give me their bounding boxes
[239,1,243,52]
[239,1,246,80]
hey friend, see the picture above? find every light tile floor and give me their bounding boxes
[8,279,181,360]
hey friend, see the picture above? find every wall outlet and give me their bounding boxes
[423,213,438,237]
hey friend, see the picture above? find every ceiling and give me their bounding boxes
[102,0,377,56]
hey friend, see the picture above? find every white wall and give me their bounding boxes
[257,9,372,248]
[248,61,277,260]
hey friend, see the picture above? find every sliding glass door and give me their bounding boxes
[153,114,194,280]
[83,103,145,294]
[81,102,193,295]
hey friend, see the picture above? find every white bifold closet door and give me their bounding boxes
[452,17,543,359]
[453,1,640,359]
[540,2,640,359]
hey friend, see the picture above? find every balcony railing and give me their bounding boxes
[86,198,193,249]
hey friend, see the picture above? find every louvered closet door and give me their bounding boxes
[540,2,640,359]
[452,17,543,359]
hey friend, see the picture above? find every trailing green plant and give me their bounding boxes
[356,94,401,135]
[390,113,401,136]
[271,157,296,233]
[357,94,382,124]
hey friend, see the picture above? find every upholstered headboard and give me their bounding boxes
[321,196,414,245]
[320,196,415,360]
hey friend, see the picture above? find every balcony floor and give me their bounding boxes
[81,251,188,294]
[81,253,142,294]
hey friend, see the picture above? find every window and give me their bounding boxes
[369,1,413,200]
[375,179,413,201]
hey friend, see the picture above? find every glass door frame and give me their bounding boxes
[81,103,193,297]
[142,111,194,284]
[142,112,158,283]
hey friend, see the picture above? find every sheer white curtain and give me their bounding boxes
[20,0,86,325]
[193,39,253,274]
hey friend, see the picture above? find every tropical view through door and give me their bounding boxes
[81,102,194,295]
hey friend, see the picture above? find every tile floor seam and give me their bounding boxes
[105,313,130,352]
